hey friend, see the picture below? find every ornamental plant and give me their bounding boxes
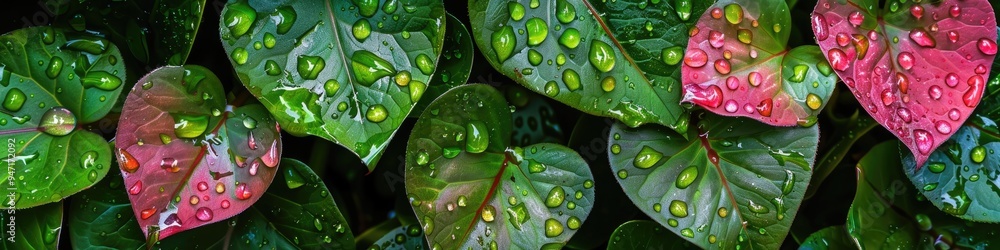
[0,0,999,249]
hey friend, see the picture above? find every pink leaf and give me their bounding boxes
[115,65,282,240]
[811,0,997,166]
[683,0,838,127]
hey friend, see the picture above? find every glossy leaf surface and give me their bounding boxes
[606,220,692,250]
[683,0,837,127]
[405,84,595,249]
[116,65,282,240]
[852,142,997,249]
[0,201,63,249]
[901,40,1000,222]
[609,114,818,249]
[411,12,474,117]
[811,0,998,166]
[469,0,714,134]
[0,26,123,208]
[72,158,354,249]
[219,0,446,169]
[799,226,854,250]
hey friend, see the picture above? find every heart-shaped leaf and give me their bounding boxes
[405,84,595,249]
[72,158,354,249]
[0,201,63,248]
[811,0,998,166]
[608,113,818,249]
[682,0,838,127]
[115,65,282,240]
[469,0,714,134]
[53,0,206,67]
[852,142,998,248]
[219,0,446,169]
[900,39,1000,222]
[0,26,124,209]
[368,224,428,250]
[607,220,692,250]
[410,12,475,117]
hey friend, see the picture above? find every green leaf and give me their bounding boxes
[367,224,428,250]
[607,220,692,249]
[608,113,818,248]
[0,26,123,209]
[219,0,446,169]
[468,0,713,134]
[901,27,1000,222]
[798,226,854,250]
[53,0,206,66]
[410,12,475,117]
[0,201,63,249]
[854,142,998,249]
[69,158,354,249]
[405,84,595,249]
[68,153,145,249]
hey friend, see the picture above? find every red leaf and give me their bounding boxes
[811,0,997,166]
[115,65,282,240]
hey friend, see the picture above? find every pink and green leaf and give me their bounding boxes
[682,0,838,127]
[115,65,282,240]
[405,84,595,249]
[811,0,998,166]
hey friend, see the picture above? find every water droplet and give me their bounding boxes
[828,48,850,71]
[559,28,581,49]
[38,107,76,136]
[545,186,565,208]
[964,75,985,107]
[224,2,256,38]
[684,48,708,67]
[897,52,915,70]
[757,98,773,117]
[562,69,581,91]
[140,207,156,220]
[714,59,731,75]
[415,54,434,75]
[172,114,208,139]
[544,218,564,237]
[296,55,325,80]
[617,169,628,179]
[235,183,252,200]
[261,140,279,168]
[669,200,688,218]
[195,207,214,221]
[601,76,616,92]
[675,166,698,189]
[45,57,63,79]
[661,46,683,66]
[128,180,142,195]
[81,71,122,90]
[555,0,575,24]
[482,205,496,222]
[273,6,297,34]
[680,228,694,238]
[117,148,139,173]
[633,146,663,169]
[263,33,276,49]
[160,158,179,172]
[352,20,371,42]
[491,26,516,62]
[978,38,998,55]
[589,40,615,73]
[525,18,548,46]
[913,129,934,154]
[351,50,398,86]
[466,121,489,153]
[365,104,388,123]
[748,199,769,213]
[724,4,743,25]
[2,88,25,112]
[909,28,936,47]
[508,2,525,21]
[970,145,987,163]
[354,0,378,17]
[718,207,728,218]
[230,47,248,65]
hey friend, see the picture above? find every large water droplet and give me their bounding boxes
[351,50,397,86]
[559,28,581,49]
[978,38,998,55]
[172,114,208,139]
[633,145,663,169]
[723,4,743,25]
[545,186,565,208]
[684,48,708,67]
[235,183,252,200]
[562,69,581,91]
[589,40,615,73]
[195,207,214,221]
[544,218,564,237]
[224,2,256,38]
[828,48,849,71]
[117,148,139,173]
[669,200,688,218]
[365,104,388,123]
[555,0,575,24]
[38,107,76,136]
[675,166,698,189]
[491,26,516,62]
[81,71,122,90]
[465,121,489,153]
[261,140,279,168]
[662,46,683,65]
[812,14,828,41]
[128,180,142,195]
[353,0,378,17]
[897,52,915,70]
[913,129,934,154]
[2,88,25,112]
[297,55,325,80]
[909,28,936,47]
[964,75,985,107]
[525,18,548,46]
[970,145,986,163]
[352,20,371,42]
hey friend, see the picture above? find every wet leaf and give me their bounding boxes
[115,65,282,240]
[69,154,145,249]
[609,113,818,249]
[469,0,714,135]
[811,0,998,166]
[368,224,428,250]
[901,33,1000,222]
[0,201,63,249]
[405,84,595,249]
[411,12,474,117]
[219,0,446,169]
[799,226,854,250]
[0,26,122,209]
[53,0,206,66]
[853,142,998,249]
[682,0,837,127]
[606,220,692,250]
[72,158,354,249]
